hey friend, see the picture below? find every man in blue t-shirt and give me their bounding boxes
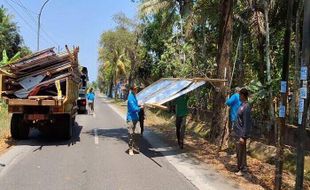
[87,88,95,114]
[127,84,143,156]
[225,87,241,130]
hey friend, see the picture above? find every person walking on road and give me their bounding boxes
[174,95,189,149]
[127,84,142,156]
[225,87,241,130]
[87,88,95,114]
[234,88,252,176]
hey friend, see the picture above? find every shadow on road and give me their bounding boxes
[85,128,187,159]
[14,122,83,149]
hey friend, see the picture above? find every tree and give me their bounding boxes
[98,13,137,98]
[0,6,29,60]
[210,0,233,143]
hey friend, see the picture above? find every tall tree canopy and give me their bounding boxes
[0,6,29,61]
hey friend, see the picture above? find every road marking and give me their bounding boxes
[94,128,99,144]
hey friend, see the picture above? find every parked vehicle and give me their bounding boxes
[0,47,81,140]
[77,88,87,113]
[77,67,88,114]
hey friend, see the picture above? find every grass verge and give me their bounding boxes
[0,100,12,154]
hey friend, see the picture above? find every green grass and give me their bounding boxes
[0,100,9,138]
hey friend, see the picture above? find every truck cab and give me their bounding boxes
[77,88,87,113]
[77,67,88,114]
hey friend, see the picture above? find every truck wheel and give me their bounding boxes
[55,114,72,140]
[11,114,30,140]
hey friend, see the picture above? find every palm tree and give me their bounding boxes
[139,0,193,39]
[99,51,130,99]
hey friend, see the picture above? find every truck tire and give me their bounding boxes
[54,114,72,140]
[11,114,30,140]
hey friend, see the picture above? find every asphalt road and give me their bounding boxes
[0,96,197,190]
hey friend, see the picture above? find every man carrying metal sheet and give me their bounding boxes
[127,84,143,155]
[173,94,189,149]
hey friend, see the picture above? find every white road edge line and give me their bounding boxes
[94,128,99,144]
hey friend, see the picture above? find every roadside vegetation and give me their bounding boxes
[0,101,9,134]
[0,6,30,152]
[0,100,10,153]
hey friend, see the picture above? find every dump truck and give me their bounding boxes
[0,46,81,140]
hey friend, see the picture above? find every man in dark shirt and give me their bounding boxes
[234,88,252,176]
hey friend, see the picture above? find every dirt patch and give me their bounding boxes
[112,100,310,190]
[0,132,14,155]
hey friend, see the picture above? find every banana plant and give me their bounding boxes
[0,50,20,66]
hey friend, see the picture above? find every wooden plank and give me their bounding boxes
[145,103,168,110]
[7,99,62,106]
[0,68,15,77]
[160,77,227,83]
[0,74,3,98]
[192,77,227,82]
[28,96,55,100]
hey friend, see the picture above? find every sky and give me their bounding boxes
[0,0,138,82]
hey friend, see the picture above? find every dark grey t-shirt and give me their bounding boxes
[235,102,252,138]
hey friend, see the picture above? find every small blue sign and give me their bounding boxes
[279,105,286,118]
[301,67,308,80]
[300,87,307,99]
[280,81,287,93]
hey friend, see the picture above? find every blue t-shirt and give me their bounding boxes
[225,93,241,122]
[87,92,95,102]
[127,91,140,122]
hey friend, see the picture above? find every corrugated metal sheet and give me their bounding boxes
[136,78,206,105]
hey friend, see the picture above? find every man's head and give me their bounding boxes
[239,88,249,102]
[89,88,93,93]
[130,84,138,94]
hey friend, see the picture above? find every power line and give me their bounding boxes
[12,0,37,16]
[4,0,37,34]
[6,0,59,47]
[9,0,59,45]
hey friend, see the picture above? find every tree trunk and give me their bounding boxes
[210,0,233,143]
[219,31,244,150]
[295,1,310,188]
[274,0,294,189]
[108,76,113,98]
[264,0,276,144]
[290,0,304,124]
[182,0,193,40]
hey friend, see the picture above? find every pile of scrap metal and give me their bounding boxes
[0,46,81,99]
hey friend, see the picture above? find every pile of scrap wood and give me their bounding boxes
[0,46,81,99]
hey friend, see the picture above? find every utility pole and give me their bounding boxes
[275,0,293,189]
[295,1,310,189]
[37,0,50,51]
